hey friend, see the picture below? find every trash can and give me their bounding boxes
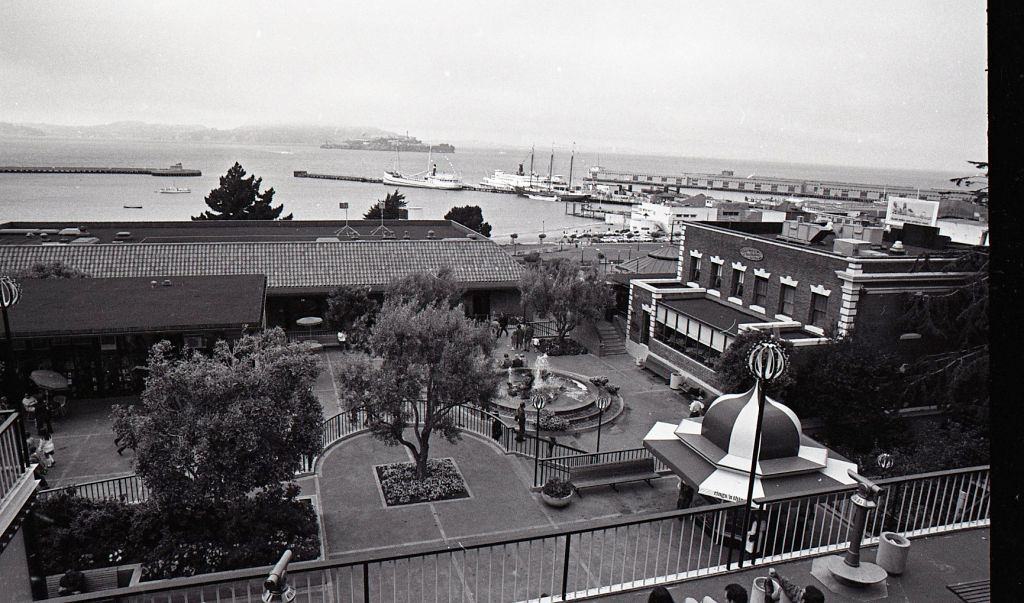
[876,531,911,575]
[669,372,684,390]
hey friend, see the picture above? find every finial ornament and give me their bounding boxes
[747,340,787,381]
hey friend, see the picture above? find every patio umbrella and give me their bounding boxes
[30,369,69,391]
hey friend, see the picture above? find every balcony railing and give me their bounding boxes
[0,410,31,503]
[46,465,989,603]
[39,473,149,504]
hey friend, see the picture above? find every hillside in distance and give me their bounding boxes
[0,121,394,145]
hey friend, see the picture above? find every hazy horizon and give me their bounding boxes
[1,1,987,172]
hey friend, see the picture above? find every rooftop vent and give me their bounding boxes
[114,231,132,240]
[58,228,83,237]
[161,279,172,287]
[426,230,436,240]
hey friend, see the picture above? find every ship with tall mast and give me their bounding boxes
[516,144,590,201]
[382,146,464,190]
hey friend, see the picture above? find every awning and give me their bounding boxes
[643,421,857,503]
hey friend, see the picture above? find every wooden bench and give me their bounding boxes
[947,579,990,603]
[567,458,663,495]
[642,355,674,381]
[45,564,142,599]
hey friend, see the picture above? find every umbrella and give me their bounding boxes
[296,317,323,328]
[30,369,69,391]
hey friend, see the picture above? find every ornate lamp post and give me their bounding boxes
[595,394,612,452]
[1,276,22,401]
[738,340,788,567]
[532,393,547,486]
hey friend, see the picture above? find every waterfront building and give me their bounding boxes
[625,219,981,390]
[0,220,524,328]
[626,195,788,236]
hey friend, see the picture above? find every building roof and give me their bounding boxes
[0,275,266,338]
[662,297,764,335]
[0,220,480,246]
[613,245,679,274]
[0,239,524,292]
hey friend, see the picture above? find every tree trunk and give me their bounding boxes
[415,439,431,481]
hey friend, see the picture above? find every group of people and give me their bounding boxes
[646,567,825,602]
[490,313,535,352]
[19,391,59,488]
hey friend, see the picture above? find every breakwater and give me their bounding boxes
[0,166,201,177]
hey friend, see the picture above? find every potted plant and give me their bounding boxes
[541,477,575,508]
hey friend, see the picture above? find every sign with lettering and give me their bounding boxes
[739,247,764,262]
[885,196,939,227]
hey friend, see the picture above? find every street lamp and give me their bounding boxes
[532,393,547,486]
[738,340,788,567]
[595,394,612,452]
[1,276,22,401]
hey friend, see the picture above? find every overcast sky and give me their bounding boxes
[0,1,986,170]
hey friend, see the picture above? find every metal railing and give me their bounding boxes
[536,448,670,488]
[48,465,989,603]
[39,473,149,504]
[0,409,31,502]
[301,402,586,475]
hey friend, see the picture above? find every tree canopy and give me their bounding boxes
[364,189,407,220]
[192,162,292,220]
[112,329,323,506]
[444,205,492,237]
[334,291,499,479]
[518,259,611,343]
[324,285,379,348]
[386,267,465,309]
[15,260,89,279]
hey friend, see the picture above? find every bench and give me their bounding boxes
[45,564,142,599]
[642,355,674,381]
[947,579,990,603]
[567,458,663,495]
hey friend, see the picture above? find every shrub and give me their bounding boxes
[537,410,571,432]
[27,491,137,576]
[542,477,574,498]
[534,338,587,356]
[589,376,609,388]
[604,384,620,396]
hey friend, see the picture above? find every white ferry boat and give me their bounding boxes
[157,186,191,194]
[382,164,464,190]
[480,165,564,191]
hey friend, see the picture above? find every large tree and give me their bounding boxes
[444,205,492,237]
[192,162,292,220]
[112,329,323,505]
[364,189,407,220]
[518,259,612,344]
[324,285,379,348]
[334,294,499,480]
[386,267,465,309]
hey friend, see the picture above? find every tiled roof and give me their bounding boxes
[1,275,266,338]
[0,240,524,291]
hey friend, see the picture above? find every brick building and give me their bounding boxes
[626,219,978,391]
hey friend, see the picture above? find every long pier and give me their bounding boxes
[586,169,976,203]
[0,166,201,177]
[293,170,516,194]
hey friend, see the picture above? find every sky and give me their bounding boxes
[0,1,987,171]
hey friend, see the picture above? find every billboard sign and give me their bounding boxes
[885,196,939,227]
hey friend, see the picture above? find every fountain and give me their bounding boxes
[534,353,550,383]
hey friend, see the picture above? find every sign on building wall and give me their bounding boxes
[885,196,939,227]
[739,247,764,261]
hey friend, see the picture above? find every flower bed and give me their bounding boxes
[375,458,471,506]
[533,338,587,356]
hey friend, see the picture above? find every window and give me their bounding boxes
[754,276,769,307]
[690,257,702,282]
[710,263,722,290]
[731,269,745,298]
[779,284,795,317]
[809,293,828,328]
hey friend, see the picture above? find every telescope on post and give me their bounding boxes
[261,549,296,602]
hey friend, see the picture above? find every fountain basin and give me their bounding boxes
[495,367,598,415]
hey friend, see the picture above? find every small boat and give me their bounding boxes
[123,205,143,209]
[157,186,191,194]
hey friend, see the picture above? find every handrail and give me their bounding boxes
[0,409,31,502]
[45,465,990,602]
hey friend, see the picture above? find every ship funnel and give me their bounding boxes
[518,163,524,176]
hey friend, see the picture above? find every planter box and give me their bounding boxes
[541,491,574,508]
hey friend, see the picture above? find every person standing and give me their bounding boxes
[514,402,527,442]
[511,325,523,351]
[523,323,535,352]
[491,417,503,441]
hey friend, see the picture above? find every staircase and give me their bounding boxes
[595,321,627,356]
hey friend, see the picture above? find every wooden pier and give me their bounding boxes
[0,166,201,177]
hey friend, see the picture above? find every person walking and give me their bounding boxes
[498,313,510,338]
[514,402,527,442]
[36,395,55,434]
[38,428,55,467]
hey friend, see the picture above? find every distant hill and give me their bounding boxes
[0,121,394,145]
